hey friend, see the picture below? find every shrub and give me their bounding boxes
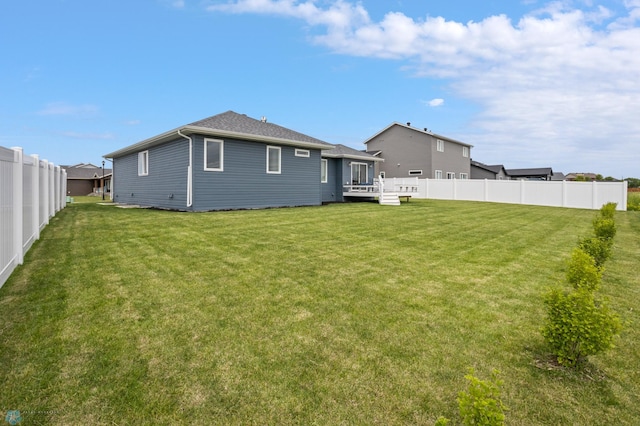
[627,192,640,211]
[578,237,611,268]
[599,202,617,220]
[593,216,616,242]
[542,288,622,367]
[457,369,507,426]
[434,416,450,425]
[566,247,602,291]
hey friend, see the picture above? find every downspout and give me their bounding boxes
[177,130,193,208]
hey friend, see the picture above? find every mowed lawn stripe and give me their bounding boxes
[0,199,638,425]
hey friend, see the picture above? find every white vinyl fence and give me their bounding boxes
[383,177,628,211]
[1,146,67,289]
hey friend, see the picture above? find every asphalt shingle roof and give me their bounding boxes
[189,111,333,147]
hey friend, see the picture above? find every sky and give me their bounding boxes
[1,0,639,178]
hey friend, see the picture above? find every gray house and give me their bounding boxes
[321,144,382,203]
[470,160,510,180]
[364,122,472,180]
[103,111,335,211]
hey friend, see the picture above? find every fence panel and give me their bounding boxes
[383,177,627,211]
[0,146,66,289]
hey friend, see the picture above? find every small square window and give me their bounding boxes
[408,170,423,176]
[447,172,456,179]
[463,146,469,157]
[459,173,468,179]
[435,170,443,179]
[295,149,310,157]
[437,139,444,152]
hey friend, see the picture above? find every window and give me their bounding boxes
[267,146,281,174]
[204,139,223,171]
[138,151,148,176]
[459,173,468,179]
[463,146,469,157]
[435,170,443,179]
[295,149,310,157]
[321,159,328,183]
[351,162,368,184]
[437,139,444,152]
[447,172,456,179]
[408,170,423,176]
[379,171,385,179]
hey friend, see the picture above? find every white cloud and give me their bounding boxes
[210,0,640,176]
[424,98,444,107]
[37,102,99,117]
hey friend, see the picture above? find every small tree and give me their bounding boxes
[578,237,611,268]
[457,369,507,426]
[566,247,602,292]
[542,288,621,367]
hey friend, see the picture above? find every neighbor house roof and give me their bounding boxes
[62,163,112,179]
[363,122,473,148]
[470,160,507,175]
[322,144,383,162]
[104,111,334,159]
[506,167,553,177]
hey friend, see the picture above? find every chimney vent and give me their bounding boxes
[261,116,267,123]
[406,122,411,126]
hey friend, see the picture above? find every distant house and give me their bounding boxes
[103,111,340,211]
[321,144,382,203]
[505,167,555,181]
[364,122,472,180]
[470,160,510,180]
[565,172,597,181]
[62,163,112,196]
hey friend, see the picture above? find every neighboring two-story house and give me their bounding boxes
[363,122,472,180]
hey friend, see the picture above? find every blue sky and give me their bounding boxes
[2,0,639,178]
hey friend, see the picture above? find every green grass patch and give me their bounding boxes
[627,191,640,211]
[1,200,639,424]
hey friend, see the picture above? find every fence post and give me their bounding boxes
[12,147,24,265]
[31,154,40,240]
[484,179,489,201]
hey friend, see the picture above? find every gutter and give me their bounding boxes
[177,130,193,208]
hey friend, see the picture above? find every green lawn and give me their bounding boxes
[1,200,638,425]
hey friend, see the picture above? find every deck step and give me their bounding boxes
[379,192,401,206]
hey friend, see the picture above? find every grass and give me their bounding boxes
[1,199,638,425]
[627,191,640,211]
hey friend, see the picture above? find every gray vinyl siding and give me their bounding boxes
[322,158,347,203]
[366,125,470,179]
[367,126,431,179]
[191,135,322,211]
[112,138,189,209]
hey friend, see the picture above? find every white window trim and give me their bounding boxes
[459,173,468,179]
[204,138,224,171]
[295,148,310,158]
[435,170,443,179]
[321,159,328,183]
[351,162,368,184]
[447,172,456,179]
[266,145,281,174]
[138,151,149,176]
[463,146,469,158]
[408,170,423,176]
[437,139,444,152]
